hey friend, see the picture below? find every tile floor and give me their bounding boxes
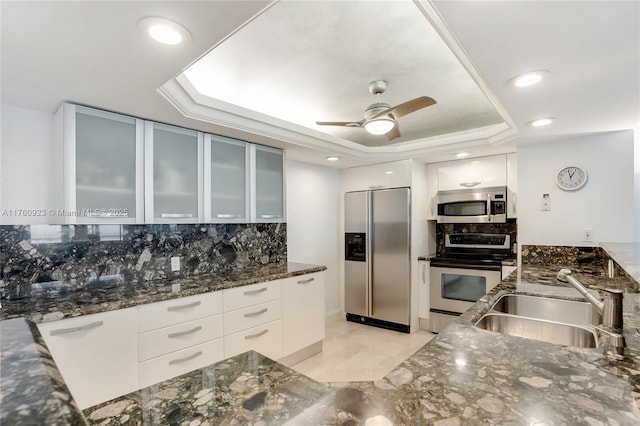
[291,319,435,383]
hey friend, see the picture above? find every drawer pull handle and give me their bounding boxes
[259,214,281,219]
[167,301,201,312]
[459,181,481,188]
[297,277,315,284]
[244,329,268,340]
[168,350,203,366]
[50,321,103,336]
[244,308,268,318]
[216,214,242,219]
[244,287,268,296]
[168,326,202,339]
[161,213,193,218]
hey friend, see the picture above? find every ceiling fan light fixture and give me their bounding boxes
[364,118,395,135]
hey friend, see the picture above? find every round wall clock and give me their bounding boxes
[556,166,588,191]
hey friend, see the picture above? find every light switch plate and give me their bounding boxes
[171,256,180,271]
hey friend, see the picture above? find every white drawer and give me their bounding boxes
[223,299,281,335]
[224,319,282,360]
[222,280,281,312]
[137,291,223,333]
[138,338,224,388]
[138,314,223,362]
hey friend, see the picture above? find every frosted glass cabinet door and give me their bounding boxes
[207,135,249,222]
[61,104,144,223]
[145,122,203,223]
[253,146,285,222]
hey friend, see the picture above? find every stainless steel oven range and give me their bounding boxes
[429,233,511,333]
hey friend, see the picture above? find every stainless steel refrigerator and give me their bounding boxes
[344,188,411,333]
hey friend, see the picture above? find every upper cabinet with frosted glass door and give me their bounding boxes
[144,122,204,223]
[56,104,144,224]
[205,135,249,223]
[252,145,285,223]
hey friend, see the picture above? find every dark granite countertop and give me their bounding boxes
[4,256,640,424]
[80,264,640,425]
[0,262,326,324]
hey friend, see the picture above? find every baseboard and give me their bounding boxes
[278,341,323,367]
[325,309,342,325]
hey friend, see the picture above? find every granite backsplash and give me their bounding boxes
[436,220,518,257]
[521,244,638,291]
[0,223,287,299]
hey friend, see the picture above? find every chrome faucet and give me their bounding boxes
[557,268,626,355]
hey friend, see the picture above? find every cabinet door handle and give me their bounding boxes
[244,287,268,296]
[167,301,201,312]
[168,326,202,339]
[168,350,203,365]
[244,329,268,340]
[216,214,242,219]
[297,277,315,284]
[459,181,481,188]
[161,213,193,218]
[50,321,103,336]
[259,214,281,219]
[244,308,268,318]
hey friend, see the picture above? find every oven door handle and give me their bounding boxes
[430,261,501,271]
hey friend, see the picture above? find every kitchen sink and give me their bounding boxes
[488,293,601,327]
[474,294,602,348]
[475,313,599,348]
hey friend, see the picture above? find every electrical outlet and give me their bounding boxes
[171,256,181,271]
[541,194,551,211]
[583,229,593,242]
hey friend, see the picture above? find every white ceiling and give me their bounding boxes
[1,1,638,169]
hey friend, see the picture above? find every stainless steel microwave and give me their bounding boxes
[436,186,507,223]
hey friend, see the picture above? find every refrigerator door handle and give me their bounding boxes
[366,190,372,317]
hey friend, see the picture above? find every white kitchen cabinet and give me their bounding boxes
[341,159,412,192]
[144,121,204,223]
[137,291,223,333]
[55,103,144,223]
[282,272,325,355]
[37,308,138,409]
[224,319,283,360]
[436,155,507,191]
[426,163,438,220]
[205,134,250,223]
[136,291,224,387]
[418,260,430,319]
[506,152,517,218]
[222,280,282,312]
[222,280,283,359]
[138,338,224,388]
[252,145,286,222]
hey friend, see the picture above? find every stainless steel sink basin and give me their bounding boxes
[489,294,601,327]
[475,313,599,348]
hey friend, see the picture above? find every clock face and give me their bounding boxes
[556,166,587,191]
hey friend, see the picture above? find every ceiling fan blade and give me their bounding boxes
[375,96,437,119]
[316,120,364,127]
[386,124,401,141]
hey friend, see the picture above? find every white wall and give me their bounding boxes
[0,105,56,224]
[518,130,636,245]
[285,159,341,323]
[635,127,640,242]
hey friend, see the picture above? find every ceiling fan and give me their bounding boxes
[316,80,436,140]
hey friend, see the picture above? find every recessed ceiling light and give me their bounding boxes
[529,118,555,127]
[455,152,469,158]
[138,17,191,45]
[385,171,394,174]
[325,156,339,161]
[509,70,550,88]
